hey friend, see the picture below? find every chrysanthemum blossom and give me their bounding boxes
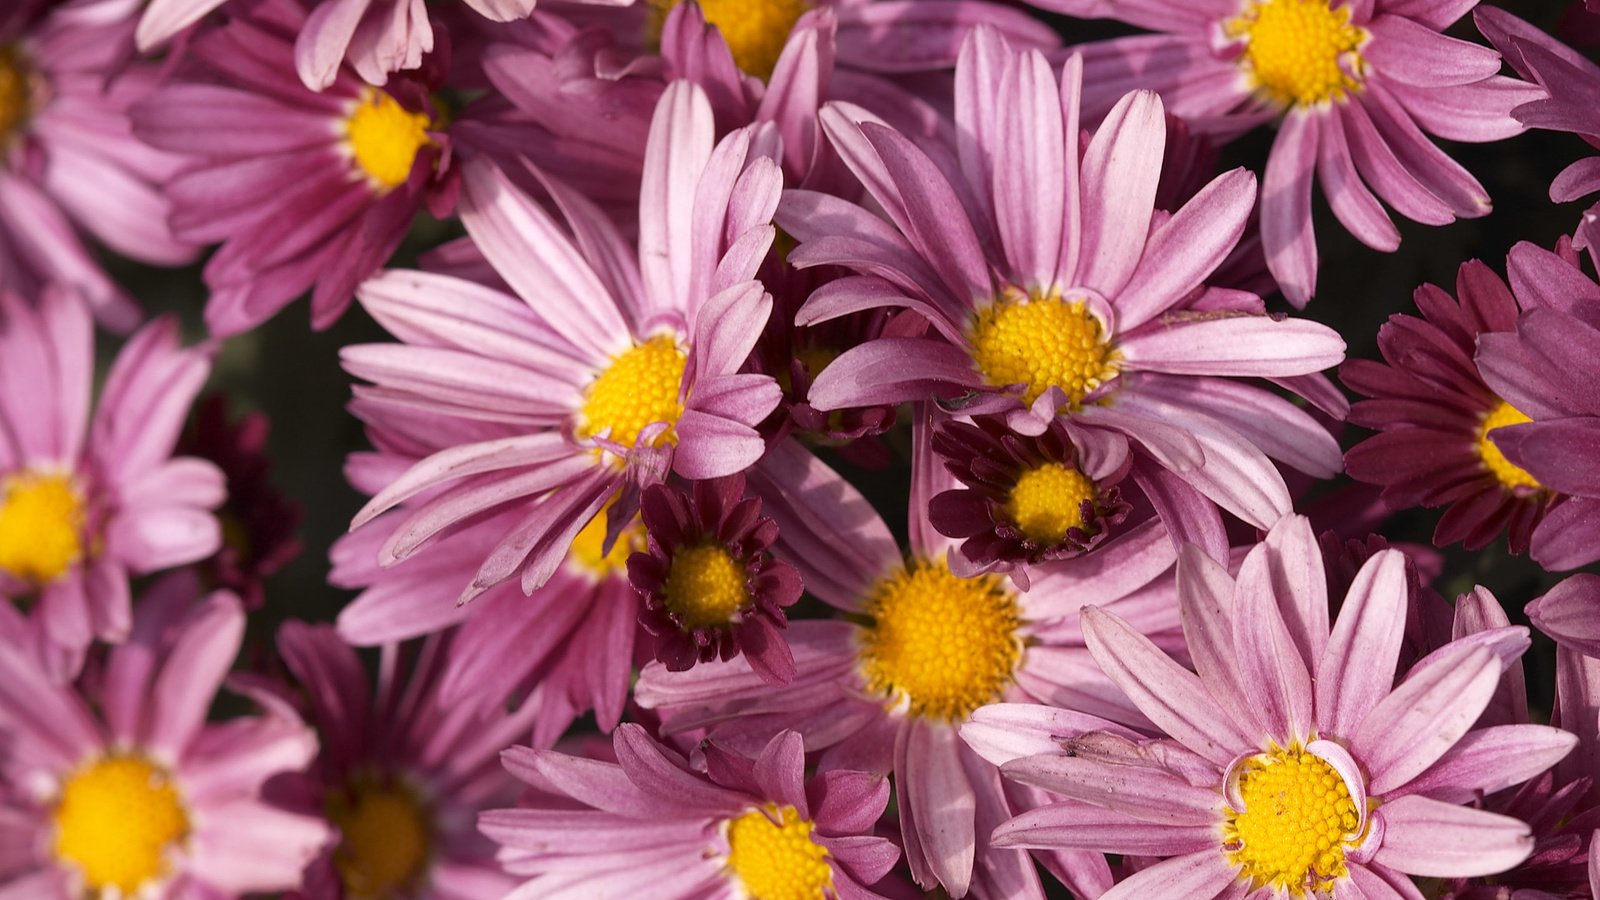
[344,79,783,602]
[972,515,1573,899]
[1030,0,1541,304]
[786,29,1345,550]
[480,725,902,899]
[132,0,453,337]
[0,582,330,897]
[269,623,537,899]
[0,4,196,330]
[0,288,222,678]
[636,435,1181,898]
[1343,251,1574,561]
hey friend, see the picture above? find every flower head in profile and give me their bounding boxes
[1027,0,1542,304]
[969,516,1574,899]
[0,581,329,898]
[480,724,902,899]
[0,289,222,678]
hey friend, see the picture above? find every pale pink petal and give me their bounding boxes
[1372,795,1533,878]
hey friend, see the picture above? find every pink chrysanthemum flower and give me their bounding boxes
[0,289,222,678]
[0,583,330,898]
[786,29,1345,549]
[971,515,1575,898]
[345,80,782,600]
[1030,0,1541,304]
[0,3,196,331]
[480,724,903,899]
[132,0,452,337]
[1343,250,1575,562]
[635,435,1179,898]
[267,623,537,899]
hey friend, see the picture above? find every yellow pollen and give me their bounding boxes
[327,777,432,898]
[724,804,833,900]
[1228,0,1368,106]
[1006,463,1098,544]
[662,542,749,629]
[969,293,1118,407]
[0,471,85,585]
[53,756,190,894]
[578,335,688,450]
[344,88,432,189]
[1225,748,1360,894]
[648,0,812,80]
[857,560,1023,722]
[568,504,646,579]
[1477,400,1541,492]
[0,47,30,144]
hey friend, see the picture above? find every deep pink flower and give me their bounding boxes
[132,0,453,337]
[344,80,782,601]
[480,725,903,899]
[969,515,1572,898]
[0,288,222,678]
[1031,0,1541,304]
[0,582,329,897]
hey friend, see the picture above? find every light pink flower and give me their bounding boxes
[0,288,222,679]
[0,581,330,898]
[969,515,1573,898]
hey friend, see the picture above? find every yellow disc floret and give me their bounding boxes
[0,471,85,585]
[327,776,432,898]
[662,543,749,629]
[1228,0,1368,106]
[1477,400,1541,492]
[345,88,432,189]
[857,560,1023,722]
[1225,748,1360,893]
[648,0,812,80]
[578,335,688,450]
[568,504,647,579]
[969,293,1118,407]
[53,755,190,895]
[724,804,833,900]
[1006,463,1098,544]
[0,47,31,145]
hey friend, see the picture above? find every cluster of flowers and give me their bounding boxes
[2,0,1600,897]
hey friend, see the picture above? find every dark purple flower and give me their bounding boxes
[629,474,802,685]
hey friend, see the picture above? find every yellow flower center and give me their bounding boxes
[857,560,1023,722]
[1225,748,1360,894]
[649,0,812,80]
[1228,0,1368,106]
[567,504,647,579]
[1476,400,1541,492]
[1006,463,1098,545]
[578,335,688,450]
[662,543,749,629]
[969,293,1119,407]
[344,88,432,189]
[724,804,833,900]
[327,777,432,898]
[0,47,31,145]
[0,471,85,585]
[53,756,190,895]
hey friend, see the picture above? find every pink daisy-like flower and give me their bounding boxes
[629,474,803,684]
[0,582,330,898]
[0,3,196,331]
[787,29,1345,553]
[0,288,222,678]
[267,622,537,899]
[635,433,1180,898]
[1343,250,1573,561]
[344,79,782,600]
[1030,0,1542,304]
[971,515,1575,898]
[480,724,902,899]
[132,0,453,337]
